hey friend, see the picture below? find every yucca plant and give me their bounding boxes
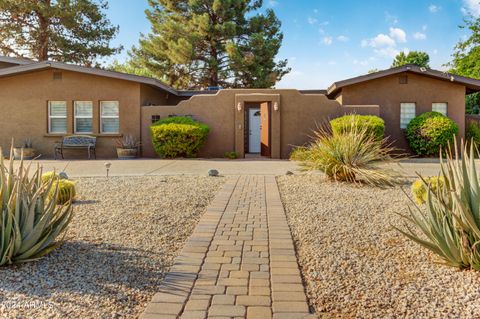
[0,147,73,266]
[396,141,480,270]
[297,122,400,186]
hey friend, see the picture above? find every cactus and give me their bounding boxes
[411,176,445,205]
[51,180,76,205]
[0,147,73,266]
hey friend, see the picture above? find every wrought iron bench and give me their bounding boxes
[54,135,97,159]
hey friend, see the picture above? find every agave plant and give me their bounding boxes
[297,122,400,186]
[396,141,480,270]
[0,147,73,266]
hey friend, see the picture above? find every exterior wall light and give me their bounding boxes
[450,75,455,82]
[273,102,279,111]
[237,102,242,111]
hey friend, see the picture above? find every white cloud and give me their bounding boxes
[307,17,318,25]
[428,4,441,13]
[413,32,427,40]
[462,0,480,17]
[389,27,407,43]
[318,28,325,34]
[313,9,318,14]
[374,47,401,58]
[268,0,278,7]
[385,11,399,25]
[337,35,349,42]
[322,36,333,45]
[422,25,428,31]
[433,49,438,55]
[328,60,337,65]
[362,34,396,48]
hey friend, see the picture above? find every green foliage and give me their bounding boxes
[466,93,480,115]
[0,0,120,64]
[450,14,480,79]
[127,0,290,89]
[411,176,445,205]
[108,59,155,78]
[150,117,209,158]
[289,147,311,161]
[405,112,459,156]
[224,152,238,159]
[330,114,385,140]
[466,122,480,145]
[0,149,73,266]
[296,122,399,187]
[391,51,430,68]
[395,142,480,270]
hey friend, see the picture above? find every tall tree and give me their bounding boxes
[391,51,430,68]
[0,0,121,65]
[450,14,480,114]
[125,0,290,89]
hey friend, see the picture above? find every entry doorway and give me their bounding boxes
[246,102,271,157]
[248,108,261,153]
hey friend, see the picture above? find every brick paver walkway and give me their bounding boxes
[140,176,314,319]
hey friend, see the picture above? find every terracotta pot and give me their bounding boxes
[116,148,138,160]
[13,147,35,160]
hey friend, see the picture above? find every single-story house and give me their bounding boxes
[1,55,479,159]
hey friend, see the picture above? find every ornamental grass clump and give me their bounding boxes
[396,141,480,270]
[298,121,400,187]
[0,148,73,266]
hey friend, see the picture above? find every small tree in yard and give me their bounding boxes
[0,0,121,65]
[391,51,430,68]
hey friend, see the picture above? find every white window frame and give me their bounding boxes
[400,103,416,129]
[48,101,67,134]
[432,102,448,116]
[100,101,120,134]
[74,101,93,134]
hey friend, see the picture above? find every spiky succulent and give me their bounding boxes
[0,148,73,266]
[396,141,480,270]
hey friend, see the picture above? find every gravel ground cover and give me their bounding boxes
[0,175,224,319]
[277,174,480,319]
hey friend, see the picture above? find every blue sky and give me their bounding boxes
[105,0,480,89]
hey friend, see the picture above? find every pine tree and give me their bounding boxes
[126,0,290,89]
[0,0,121,65]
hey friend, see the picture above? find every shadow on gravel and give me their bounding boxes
[0,240,170,301]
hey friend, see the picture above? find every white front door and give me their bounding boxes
[248,108,261,153]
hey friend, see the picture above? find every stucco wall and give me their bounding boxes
[340,72,466,150]
[0,69,142,158]
[141,89,342,159]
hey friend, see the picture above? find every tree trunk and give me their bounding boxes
[36,0,50,61]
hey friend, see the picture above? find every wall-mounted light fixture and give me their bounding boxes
[450,75,455,82]
[237,102,242,111]
[273,102,279,111]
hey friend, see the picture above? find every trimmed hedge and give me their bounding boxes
[405,112,458,156]
[330,114,385,140]
[150,116,209,158]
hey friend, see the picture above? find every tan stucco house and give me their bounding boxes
[1,55,479,159]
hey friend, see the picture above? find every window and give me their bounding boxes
[432,102,448,116]
[48,101,67,133]
[74,101,93,133]
[151,115,161,124]
[100,101,119,133]
[400,103,416,129]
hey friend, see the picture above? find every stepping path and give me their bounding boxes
[140,176,314,319]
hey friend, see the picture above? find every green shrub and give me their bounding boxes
[289,147,311,161]
[224,151,238,159]
[396,142,480,270]
[405,112,458,156]
[150,116,209,158]
[296,123,399,186]
[466,122,480,145]
[330,114,385,140]
[0,148,73,266]
[411,176,444,205]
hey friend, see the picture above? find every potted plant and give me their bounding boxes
[13,138,35,160]
[115,134,141,159]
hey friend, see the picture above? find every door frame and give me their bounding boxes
[234,94,281,159]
